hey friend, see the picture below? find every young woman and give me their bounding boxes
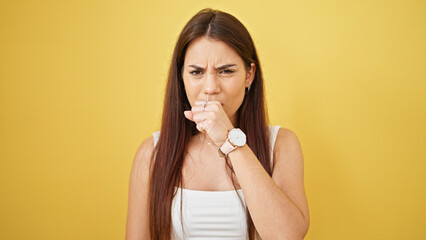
[126,8,310,240]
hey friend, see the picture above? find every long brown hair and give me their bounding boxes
[149,8,271,240]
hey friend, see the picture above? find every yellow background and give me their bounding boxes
[1,0,425,239]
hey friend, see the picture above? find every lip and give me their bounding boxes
[197,100,223,106]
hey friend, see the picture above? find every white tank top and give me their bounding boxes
[152,126,281,240]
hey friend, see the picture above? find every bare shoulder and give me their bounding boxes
[135,135,155,159]
[273,127,303,164]
[272,127,305,187]
[132,136,155,176]
[126,135,155,239]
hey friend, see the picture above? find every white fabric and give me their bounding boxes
[152,125,281,240]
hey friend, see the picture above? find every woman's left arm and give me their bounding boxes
[228,128,310,240]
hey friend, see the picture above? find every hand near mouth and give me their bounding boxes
[184,100,234,147]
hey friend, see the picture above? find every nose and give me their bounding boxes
[203,72,221,95]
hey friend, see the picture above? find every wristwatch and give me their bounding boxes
[218,128,246,157]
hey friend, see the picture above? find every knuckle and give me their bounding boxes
[193,114,200,122]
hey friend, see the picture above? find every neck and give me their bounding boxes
[230,114,237,127]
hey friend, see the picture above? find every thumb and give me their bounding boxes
[184,110,194,121]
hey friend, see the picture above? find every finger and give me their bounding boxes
[194,100,220,105]
[194,101,221,111]
[195,100,206,106]
[196,120,205,132]
[192,111,211,123]
[192,103,220,113]
[191,105,204,113]
[184,111,194,121]
[195,106,221,115]
[191,104,210,113]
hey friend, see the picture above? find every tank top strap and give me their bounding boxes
[152,131,160,147]
[268,125,281,170]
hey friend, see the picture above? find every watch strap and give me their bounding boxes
[219,139,237,157]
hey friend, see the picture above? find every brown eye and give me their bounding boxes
[220,69,234,74]
[190,70,203,76]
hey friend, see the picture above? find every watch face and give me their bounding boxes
[229,128,246,147]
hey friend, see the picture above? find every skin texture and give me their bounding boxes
[126,36,310,239]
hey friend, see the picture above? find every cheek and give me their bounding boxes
[225,81,246,111]
[183,78,201,106]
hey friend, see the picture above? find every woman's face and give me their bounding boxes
[182,37,255,125]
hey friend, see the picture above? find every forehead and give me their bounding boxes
[184,37,244,66]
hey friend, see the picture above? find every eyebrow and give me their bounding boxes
[188,64,236,70]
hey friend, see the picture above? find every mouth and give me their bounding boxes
[198,100,224,106]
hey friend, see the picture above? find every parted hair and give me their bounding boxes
[149,8,271,240]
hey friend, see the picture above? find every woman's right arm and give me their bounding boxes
[126,136,154,240]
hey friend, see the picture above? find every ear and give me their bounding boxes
[245,63,256,88]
